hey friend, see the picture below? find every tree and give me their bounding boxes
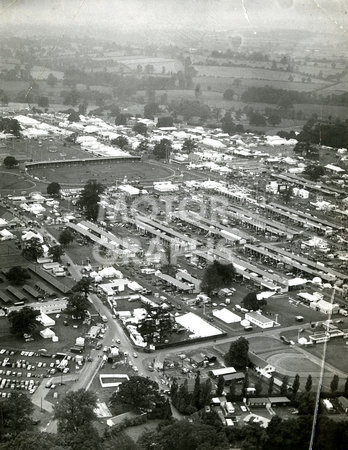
[115,113,128,125]
[280,376,289,396]
[0,118,21,137]
[48,245,64,262]
[192,371,202,409]
[0,430,68,450]
[242,372,249,396]
[133,122,147,135]
[110,376,161,410]
[223,89,235,100]
[248,111,267,127]
[54,389,97,435]
[47,73,58,87]
[66,293,89,320]
[139,420,229,450]
[255,379,263,396]
[0,391,34,438]
[221,113,237,135]
[304,164,325,181]
[144,102,160,119]
[111,135,129,149]
[37,96,49,108]
[6,266,30,286]
[47,182,61,196]
[71,276,93,300]
[59,228,74,247]
[3,156,18,168]
[22,237,43,260]
[292,374,300,395]
[268,374,274,396]
[157,116,174,127]
[153,138,172,160]
[201,260,236,296]
[182,138,197,154]
[242,292,263,311]
[225,337,249,370]
[305,374,312,392]
[137,139,150,153]
[7,307,40,336]
[298,391,315,415]
[68,111,80,122]
[199,378,212,407]
[330,374,339,393]
[216,375,225,397]
[268,113,281,126]
[77,179,105,221]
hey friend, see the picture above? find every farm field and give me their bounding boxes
[28,160,175,186]
[194,65,325,84]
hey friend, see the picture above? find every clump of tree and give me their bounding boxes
[181,138,197,153]
[304,164,325,181]
[139,419,229,450]
[170,374,212,415]
[242,292,267,311]
[153,138,172,160]
[297,116,348,149]
[225,337,249,370]
[3,156,18,168]
[157,116,174,128]
[110,376,171,419]
[223,88,235,100]
[59,228,75,247]
[54,389,101,449]
[65,292,89,320]
[111,135,129,149]
[71,276,93,301]
[67,110,80,122]
[48,244,64,262]
[8,306,40,337]
[22,237,44,261]
[0,118,21,137]
[132,122,147,135]
[6,266,30,285]
[46,182,61,196]
[77,179,105,221]
[201,260,236,296]
[0,391,34,440]
[137,305,174,345]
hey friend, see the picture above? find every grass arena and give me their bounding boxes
[26,158,175,187]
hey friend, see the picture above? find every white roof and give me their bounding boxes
[212,308,241,324]
[175,312,223,338]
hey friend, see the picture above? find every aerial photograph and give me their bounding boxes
[0,0,347,448]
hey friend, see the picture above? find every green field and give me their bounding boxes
[28,160,175,186]
[0,170,35,193]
